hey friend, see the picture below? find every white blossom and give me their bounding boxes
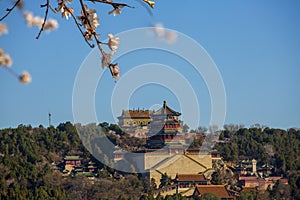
[153,23,165,38]
[84,29,94,41]
[24,12,33,22]
[0,23,8,36]
[61,7,74,20]
[78,5,99,30]
[108,33,120,54]
[44,19,59,31]
[108,8,122,16]
[19,71,32,84]
[0,49,12,67]
[111,64,120,78]
[24,12,58,31]
[143,0,155,8]
[152,23,177,43]
[58,0,72,4]
[90,12,99,29]
[57,0,73,16]
[0,49,5,57]
[101,51,112,69]
[33,16,44,28]
[165,31,177,43]
[24,12,43,27]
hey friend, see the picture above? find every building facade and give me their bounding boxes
[175,174,208,188]
[193,185,235,200]
[117,109,153,130]
[146,101,184,148]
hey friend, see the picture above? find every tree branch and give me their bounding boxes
[65,6,95,48]
[86,0,134,9]
[0,0,21,21]
[49,4,59,13]
[79,0,114,77]
[4,66,19,78]
[36,0,50,39]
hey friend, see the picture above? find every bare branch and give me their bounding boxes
[79,0,114,77]
[36,0,50,39]
[133,0,153,16]
[49,4,58,13]
[0,0,22,21]
[4,66,19,78]
[108,63,114,77]
[79,0,96,31]
[64,6,95,48]
[86,0,134,9]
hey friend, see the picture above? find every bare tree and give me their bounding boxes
[209,125,219,135]
[223,124,244,132]
[196,126,208,135]
[264,144,275,158]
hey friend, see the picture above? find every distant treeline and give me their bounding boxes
[0,122,299,199]
[215,126,300,199]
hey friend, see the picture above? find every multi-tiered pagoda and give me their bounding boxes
[146,101,184,148]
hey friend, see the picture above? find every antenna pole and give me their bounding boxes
[48,112,51,127]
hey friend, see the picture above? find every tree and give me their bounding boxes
[182,124,189,133]
[142,177,156,194]
[99,122,109,130]
[189,137,204,149]
[0,0,155,82]
[270,180,291,200]
[196,126,208,135]
[159,173,172,188]
[198,193,221,200]
[289,173,300,199]
[109,123,124,135]
[238,190,257,200]
[209,125,219,135]
[140,194,155,200]
[164,193,187,200]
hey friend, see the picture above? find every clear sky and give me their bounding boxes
[0,0,299,129]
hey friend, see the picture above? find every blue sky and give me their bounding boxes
[0,0,299,129]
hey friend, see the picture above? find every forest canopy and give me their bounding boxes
[0,122,299,199]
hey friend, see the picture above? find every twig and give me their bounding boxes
[79,0,114,77]
[4,66,19,78]
[65,6,95,48]
[0,0,22,21]
[108,64,114,77]
[79,0,95,32]
[79,1,105,53]
[93,29,115,77]
[94,35,105,54]
[133,0,153,16]
[36,0,50,39]
[49,4,59,13]
[86,0,134,9]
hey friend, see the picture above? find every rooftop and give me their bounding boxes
[194,185,231,198]
[152,101,181,116]
[242,186,257,192]
[64,156,83,161]
[176,174,206,182]
[118,109,153,119]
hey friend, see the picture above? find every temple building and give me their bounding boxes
[235,159,288,190]
[63,156,83,175]
[146,101,184,148]
[192,185,235,200]
[175,174,208,188]
[117,109,153,131]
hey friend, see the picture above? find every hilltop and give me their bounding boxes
[0,122,299,199]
